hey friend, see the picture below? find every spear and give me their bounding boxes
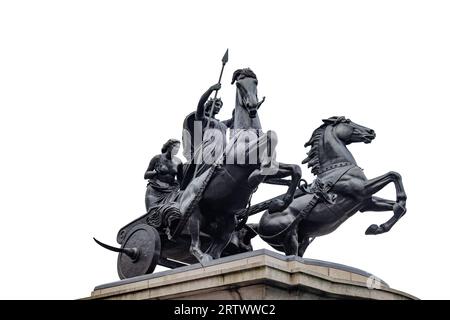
[193,49,228,178]
[205,49,228,130]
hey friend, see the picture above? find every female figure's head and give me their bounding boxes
[204,97,223,117]
[161,139,181,156]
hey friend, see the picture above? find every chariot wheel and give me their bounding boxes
[117,224,161,279]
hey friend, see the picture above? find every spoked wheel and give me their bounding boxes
[117,224,161,279]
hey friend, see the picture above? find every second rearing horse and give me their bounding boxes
[252,116,408,257]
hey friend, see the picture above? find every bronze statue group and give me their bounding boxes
[95,54,408,279]
[143,68,407,263]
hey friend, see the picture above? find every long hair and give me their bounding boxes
[161,139,180,153]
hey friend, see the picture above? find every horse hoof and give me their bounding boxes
[200,254,213,264]
[365,224,381,235]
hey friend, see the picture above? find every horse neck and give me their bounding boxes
[319,126,357,170]
[233,94,262,131]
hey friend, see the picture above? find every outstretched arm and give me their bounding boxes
[144,156,159,180]
[195,83,221,120]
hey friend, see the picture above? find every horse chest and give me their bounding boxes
[202,167,253,206]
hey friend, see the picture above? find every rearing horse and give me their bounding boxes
[179,68,302,264]
[252,116,407,256]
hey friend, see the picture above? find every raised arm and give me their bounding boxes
[144,155,160,180]
[195,83,221,120]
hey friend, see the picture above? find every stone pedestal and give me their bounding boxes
[85,249,416,300]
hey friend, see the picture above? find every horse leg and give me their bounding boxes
[361,172,407,235]
[298,237,315,257]
[283,225,299,256]
[207,215,235,259]
[361,196,406,235]
[247,130,279,188]
[361,196,395,212]
[276,163,302,209]
[362,172,407,203]
[249,163,301,213]
[284,226,314,257]
[189,208,212,263]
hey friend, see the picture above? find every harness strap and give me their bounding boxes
[260,164,356,241]
[292,164,356,223]
[317,161,354,175]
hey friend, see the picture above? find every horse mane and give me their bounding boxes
[302,116,347,175]
[231,68,257,84]
[302,124,326,175]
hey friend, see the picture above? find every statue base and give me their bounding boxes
[85,249,416,300]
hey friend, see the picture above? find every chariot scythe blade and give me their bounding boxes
[93,237,139,260]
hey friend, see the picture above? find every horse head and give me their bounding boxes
[323,116,376,145]
[232,68,265,119]
[303,116,376,175]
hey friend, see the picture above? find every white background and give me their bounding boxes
[1,1,449,299]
